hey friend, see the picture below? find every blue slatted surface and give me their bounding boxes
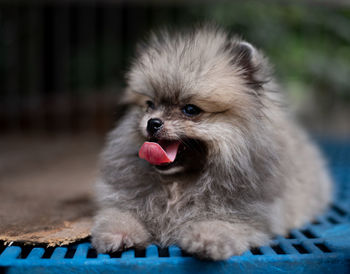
[0,140,349,273]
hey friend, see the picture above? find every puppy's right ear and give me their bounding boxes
[121,88,149,107]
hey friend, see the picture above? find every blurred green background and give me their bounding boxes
[0,0,349,136]
[195,2,350,136]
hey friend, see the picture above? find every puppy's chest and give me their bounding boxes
[164,181,183,208]
[143,182,190,226]
[160,182,185,217]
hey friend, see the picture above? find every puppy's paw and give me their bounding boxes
[91,231,134,253]
[180,232,239,260]
[179,220,269,260]
[179,226,242,260]
[91,208,150,253]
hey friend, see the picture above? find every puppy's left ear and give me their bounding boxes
[229,40,271,89]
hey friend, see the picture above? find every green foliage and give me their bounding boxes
[186,2,350,102]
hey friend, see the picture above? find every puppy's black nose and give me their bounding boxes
[147,118,163,136]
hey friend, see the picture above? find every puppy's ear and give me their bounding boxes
[121,88,149,107]
[121,88,137,105]
[229,40,270,89]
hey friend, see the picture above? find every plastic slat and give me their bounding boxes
[301,241,323,255]
[97,254,110,259]
[51,247,67,259]
[121,249,135,259]
[305,227,320,238]
[26,248,45,259]
[289,229,307,240]
[311,216,326,226]
[259,246,276,255]
[335,203,350,215]
[326,214,344,224]
[241,249,254,256]
[0,247,21,259]
[168,246,182,257]
[145,245,158,258]
[73,243,90,259]
[278,241,300,254]
[316,216,333,228]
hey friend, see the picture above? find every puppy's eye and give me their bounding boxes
[182,104,202,116]
[146,100,155,110]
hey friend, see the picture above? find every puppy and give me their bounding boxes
[91,26,332,260]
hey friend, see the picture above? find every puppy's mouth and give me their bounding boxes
[138,139,183,169]
[139,137,207,173]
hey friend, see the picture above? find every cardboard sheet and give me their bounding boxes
[0,135,102,246]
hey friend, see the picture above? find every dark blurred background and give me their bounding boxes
[0,0,349,137]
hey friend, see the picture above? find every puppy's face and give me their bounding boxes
[125,28,269,175]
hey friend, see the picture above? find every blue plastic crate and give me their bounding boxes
[1,140,349,273]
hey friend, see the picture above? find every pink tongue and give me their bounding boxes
[139,141,180,165]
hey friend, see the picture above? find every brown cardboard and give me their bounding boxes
[0,135,102,246]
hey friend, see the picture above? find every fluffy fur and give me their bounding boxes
[91,26,332,260]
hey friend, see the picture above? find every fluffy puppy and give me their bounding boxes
[91,26,332,260]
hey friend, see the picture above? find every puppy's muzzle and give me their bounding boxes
[147,118,163,136]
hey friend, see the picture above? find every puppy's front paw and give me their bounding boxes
[179,220,269,260]
[91,208,150,253]
[91,231,134,253]
[179,226,241,260]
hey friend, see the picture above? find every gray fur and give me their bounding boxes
[91,26,332,260]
